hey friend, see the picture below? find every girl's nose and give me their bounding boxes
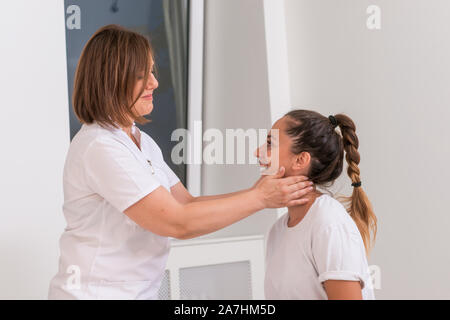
[254,145,263,158]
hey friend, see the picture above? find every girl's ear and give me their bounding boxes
[293,152,311,170]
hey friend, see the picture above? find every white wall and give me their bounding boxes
[0,1,70,299]
[284,0,450,299]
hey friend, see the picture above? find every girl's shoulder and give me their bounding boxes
[267,211,289,238]
[311,194,360,234]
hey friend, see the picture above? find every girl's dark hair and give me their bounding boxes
[284,110,377,255]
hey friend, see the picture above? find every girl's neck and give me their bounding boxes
[287,189,322,227]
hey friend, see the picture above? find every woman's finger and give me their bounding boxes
[279,175,309,186]
[286,198,310,207]
[286,180,314,193]
[288,186,314,201]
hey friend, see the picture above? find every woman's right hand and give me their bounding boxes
[125,166,314,240]
[253,167,314,208]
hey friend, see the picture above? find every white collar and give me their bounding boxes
[86,121,142,149]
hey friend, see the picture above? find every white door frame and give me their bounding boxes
[263,0,292,219]
[186,0,204,197]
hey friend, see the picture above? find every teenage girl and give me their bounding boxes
[257,110,377,300]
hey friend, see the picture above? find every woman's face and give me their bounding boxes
[255,116,310,177]
[132,61,159,117]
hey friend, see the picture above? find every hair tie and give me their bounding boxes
[328,115,338,128]
[352,181,362,188]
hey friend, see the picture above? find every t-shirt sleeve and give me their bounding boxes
[83,138,161,212]
[312,224,371,289]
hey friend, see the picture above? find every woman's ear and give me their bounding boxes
[293,152,311,170]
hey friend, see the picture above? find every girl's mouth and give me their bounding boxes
[259,160,270,168]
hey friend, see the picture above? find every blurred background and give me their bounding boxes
[0,0,449,299]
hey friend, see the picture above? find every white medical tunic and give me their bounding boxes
[48,122,180,299]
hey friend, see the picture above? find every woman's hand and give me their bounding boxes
[253,167,313,208]
[125,166,314,240]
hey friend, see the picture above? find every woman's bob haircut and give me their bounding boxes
[73,24,154,128]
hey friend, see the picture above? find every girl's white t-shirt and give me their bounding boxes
[48,122,180,300]
[264,194,375,300]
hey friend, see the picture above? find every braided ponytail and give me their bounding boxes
[334,114,377,255]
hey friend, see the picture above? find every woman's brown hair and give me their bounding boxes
[73,24,154,128]
[284,110,377,255]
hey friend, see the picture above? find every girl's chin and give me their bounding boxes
[259,165,279,176]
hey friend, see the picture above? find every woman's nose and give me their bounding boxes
[147,73,158,90]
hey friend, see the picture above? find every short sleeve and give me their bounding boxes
[160,160,180,188]
[141,131,180,188]
[312,224,371,289]
[83,138,161,212]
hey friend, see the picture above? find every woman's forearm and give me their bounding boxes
[191,190,248,202]
[126,170,311,239]
[189,176,264,203]
[179,188,264,239]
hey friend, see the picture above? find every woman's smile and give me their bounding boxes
[141,93,153,100]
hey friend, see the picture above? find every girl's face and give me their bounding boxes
[255,117,311,177]
[132,61,159,117]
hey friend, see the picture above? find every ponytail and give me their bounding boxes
[335,114,377,255]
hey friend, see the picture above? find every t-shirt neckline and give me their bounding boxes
[285,194,327,231]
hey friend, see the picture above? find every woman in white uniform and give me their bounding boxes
[48,25,314,300]
[258,110,377,299]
